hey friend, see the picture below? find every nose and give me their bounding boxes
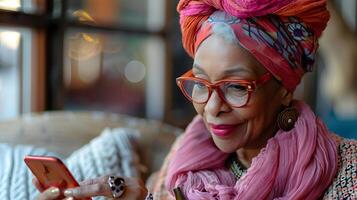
[204,90,231,117]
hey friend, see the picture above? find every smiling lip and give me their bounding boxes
[209,124,239,137]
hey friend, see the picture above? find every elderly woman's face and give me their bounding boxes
[193,34,288,153]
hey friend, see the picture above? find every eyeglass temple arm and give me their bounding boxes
[256,73,271,85]
[181,69,193,77]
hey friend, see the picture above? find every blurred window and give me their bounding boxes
[0,0,46,120]
[0,0,194,126]
[0,29,22,119]
[67,0,165,30]
[0,0,45,14]
[0,28,36,120]
[63,29,166,118]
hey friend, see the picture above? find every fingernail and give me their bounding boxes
[50,188,60,196]
[64,189,73,196]
[65,197,74,200]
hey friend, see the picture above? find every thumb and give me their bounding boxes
[37,187,60,200]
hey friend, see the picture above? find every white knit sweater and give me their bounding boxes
[0,128,141,200]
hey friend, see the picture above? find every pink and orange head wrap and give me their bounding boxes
[178,0,330,92]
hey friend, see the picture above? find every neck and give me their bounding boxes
[235,148,261,168]
[235,122,278,168]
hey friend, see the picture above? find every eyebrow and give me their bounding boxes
[192,63,206,74]
[192,63,255,76]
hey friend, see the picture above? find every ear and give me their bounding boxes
[279,87,293,106]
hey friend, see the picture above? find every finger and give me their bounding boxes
[64,183,112,198]
[32,178,45,192]
[79,176,108,186]
[37,187,60,200]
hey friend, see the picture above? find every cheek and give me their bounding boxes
[193,103,204,115]
[244,91,281,130]
[251,96,281,127]
[246,109,270,135]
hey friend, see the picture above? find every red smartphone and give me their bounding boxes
[24,155,91,200]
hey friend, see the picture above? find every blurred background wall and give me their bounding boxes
[0,0,355,138]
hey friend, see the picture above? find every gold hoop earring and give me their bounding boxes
[277,106,299,131]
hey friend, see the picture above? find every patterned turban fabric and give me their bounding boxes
[178,0,330,92]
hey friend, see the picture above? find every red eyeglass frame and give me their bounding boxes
[176,69,272,108]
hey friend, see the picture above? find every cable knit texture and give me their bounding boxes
[0,128,141,200]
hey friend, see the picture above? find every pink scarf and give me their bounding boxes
[165,101,338,199]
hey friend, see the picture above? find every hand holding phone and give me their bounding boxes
[24,155,91,200]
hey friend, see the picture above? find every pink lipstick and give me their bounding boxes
[209,124,238,137]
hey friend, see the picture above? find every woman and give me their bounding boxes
[35,0,356,199]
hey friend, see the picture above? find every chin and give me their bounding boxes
[213,138,239,153]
